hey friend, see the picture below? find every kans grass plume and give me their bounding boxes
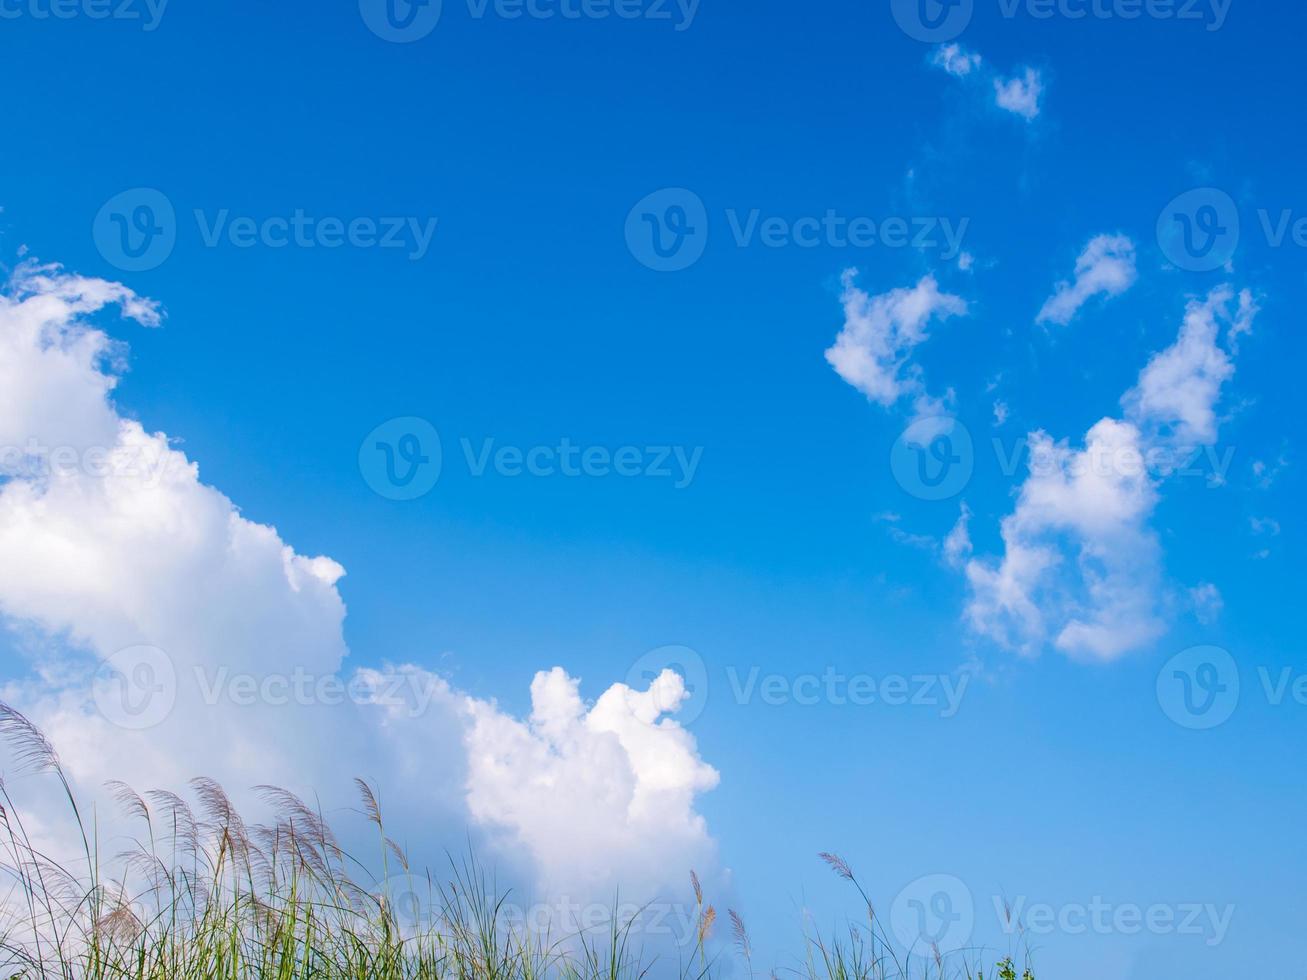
[0,703,1035,979]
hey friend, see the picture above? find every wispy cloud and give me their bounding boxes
[824,270,968,424]
[994,68,1044,120]
[1037,235,1138,326]
[932,42,982,78]
[929,45,1044,122]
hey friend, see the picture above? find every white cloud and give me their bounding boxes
[964,419,1163,660]
[465,667,718,899]
[1036,235,1138,326]
[1123,287,1256,446]
[964,287,1256,661]
[824,270,968,419]
[1189,583,1223,624]
[0,261,718,911]
[944,504,973,570]
[929,46,1042,123]
[932,43,982,77]
[1250,516,1280,536]
[1252,452,1288,489]
[994,68,1043,120]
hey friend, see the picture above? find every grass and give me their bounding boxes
[0,702,1036,979]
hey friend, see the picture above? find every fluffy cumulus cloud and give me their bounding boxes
[0,261,718,912]
[994,68,1043,121]
[824,270,968,422]
[963,417,1163,660]
[465,668,718,900]
[964,287,1256,661]
[1037,235,1138,326]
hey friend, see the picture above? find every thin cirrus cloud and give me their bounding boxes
[961,286,1258,661]
[1036,235,1139,326]
[929,44,1044,121]
[0,259,719,911]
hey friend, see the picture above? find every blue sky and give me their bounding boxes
[0,1,1304,977]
